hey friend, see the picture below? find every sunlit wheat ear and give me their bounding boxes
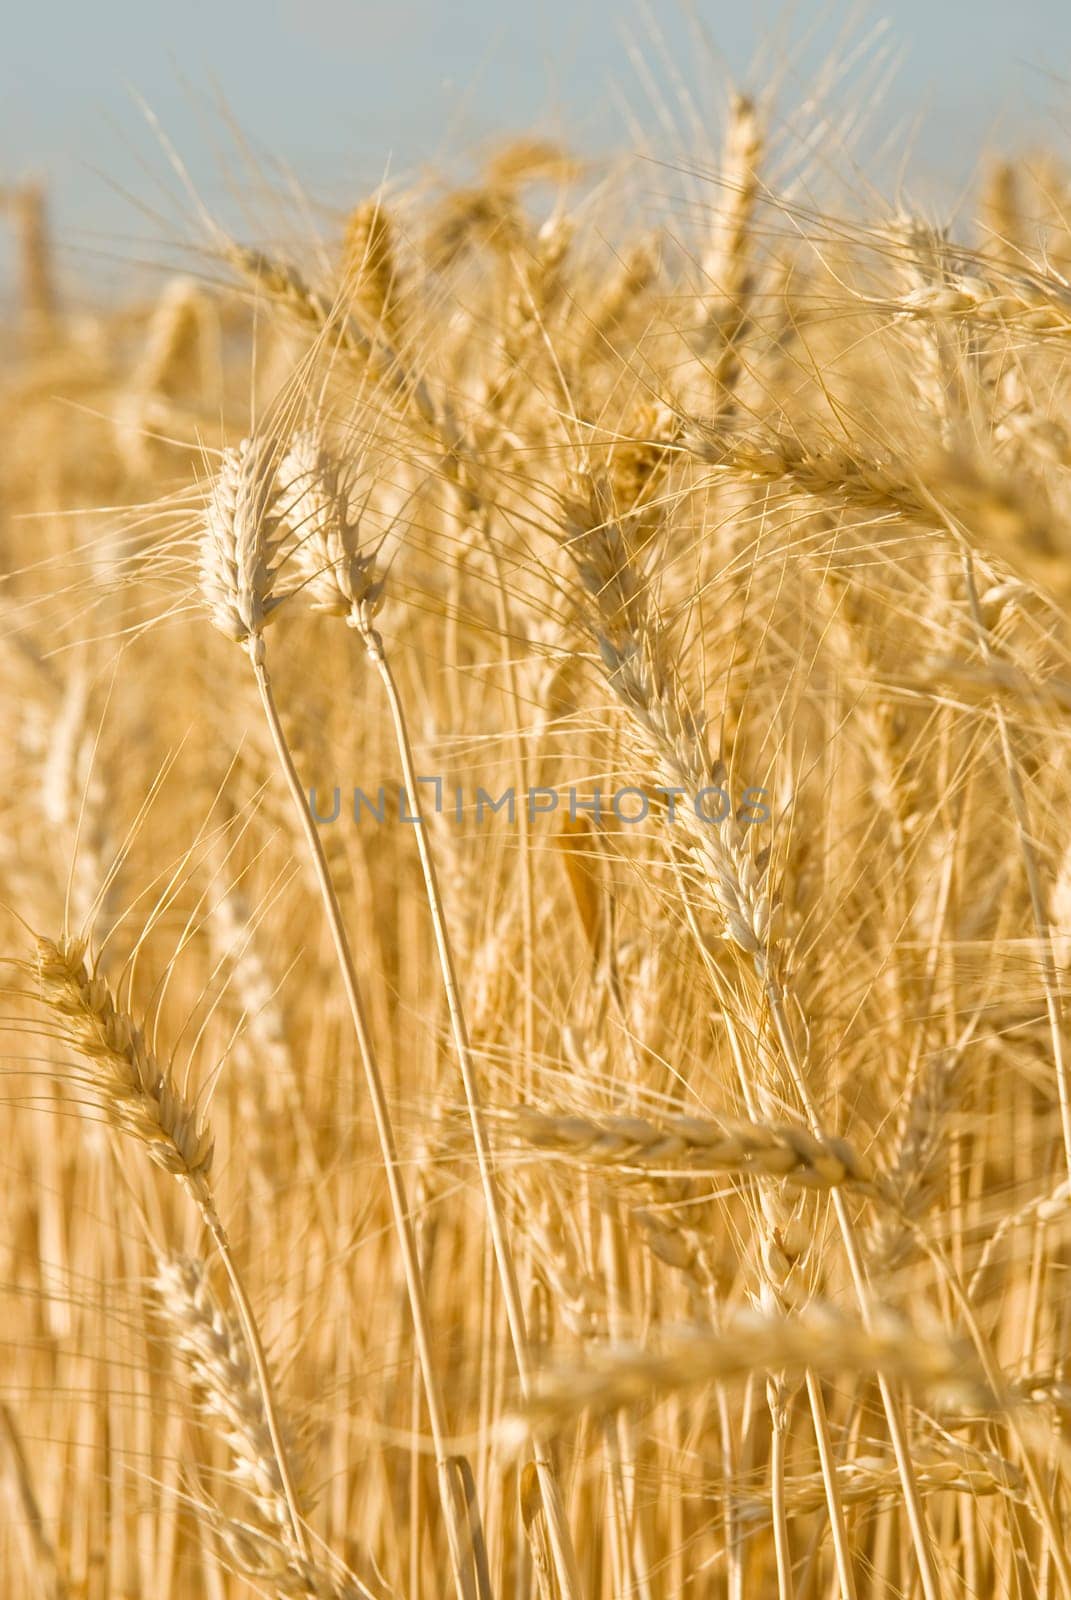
[154,1256,375,1600]
[559,468,772,960]
[280,430,383,626]
[199,432,290,652]
[225,245,364,357]
[342,197,398,334]
[507,1106,880,1195]
[516,1308,989,1430]
[154,1254,305,1539]
[36,936,214,1203]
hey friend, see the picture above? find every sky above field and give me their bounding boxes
[2,0,1070,297]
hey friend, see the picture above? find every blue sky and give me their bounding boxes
[2,1,1070,296]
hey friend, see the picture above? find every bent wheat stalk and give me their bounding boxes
[282,429,584,1600]
[198,424,484,1600]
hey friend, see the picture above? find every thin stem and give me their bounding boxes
[763,982,944,1600]
[921,1232,1071,1599]
[363,626,584,1600]
[249,641,481,1600]
[768,1390,795,1600]
[803,1374,855,1600]
[676,863,859,1596]
[958,545,1071,1173]
[716,1385,743,1600]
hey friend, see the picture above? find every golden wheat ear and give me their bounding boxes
[36,935,215,1199]
[278,428,382,624]
[199,428,293,649]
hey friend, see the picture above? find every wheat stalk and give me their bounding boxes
[284,427,584,1600]
[197,417,486,1600]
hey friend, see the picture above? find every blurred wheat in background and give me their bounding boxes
[5,26,1071,1598]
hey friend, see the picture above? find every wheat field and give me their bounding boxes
[4,62,1071,1600]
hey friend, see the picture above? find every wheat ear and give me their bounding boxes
[36,935,310,1563]
[507,1105,879,1193]
[154,1254,377,1600]
[516,1306,987,1428]
[37,936,214,1201]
